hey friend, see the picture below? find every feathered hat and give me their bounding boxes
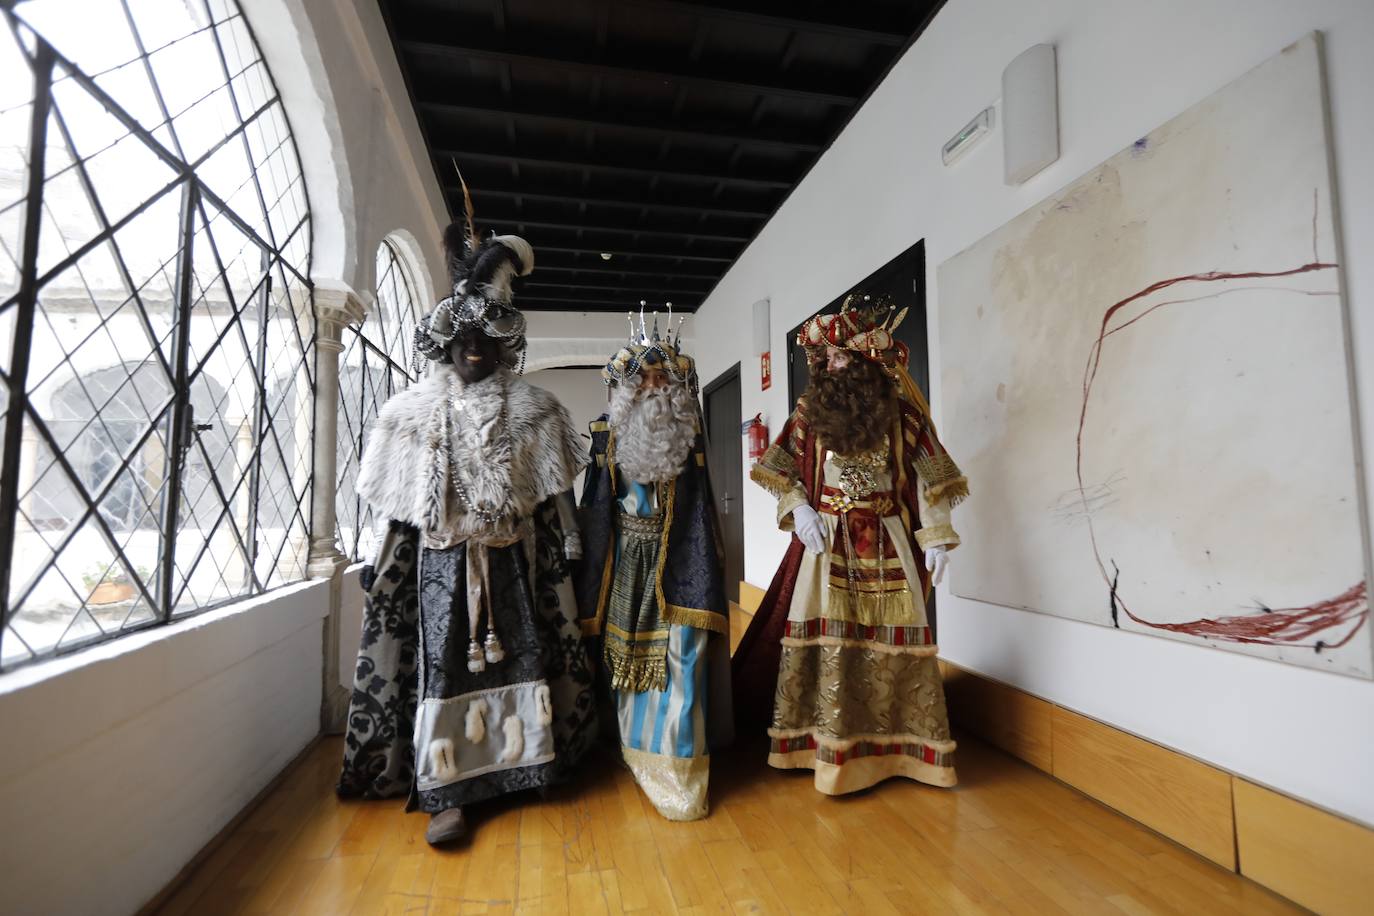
[603,301,696,392]
[413,174,534,371]
[797,293,910,369]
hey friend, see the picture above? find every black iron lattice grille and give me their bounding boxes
[0,0,316,671]
[336,239,423,560]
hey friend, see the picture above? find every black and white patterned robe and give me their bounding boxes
[337,366,597,811]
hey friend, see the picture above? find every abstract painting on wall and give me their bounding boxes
[936,34,1370,677]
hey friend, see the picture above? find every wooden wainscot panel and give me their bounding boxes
[1234,778,1374,916]
[739,581,766,614]
[728,602,751,655]
[940,663,1053,773]
[1051,707,1236,869]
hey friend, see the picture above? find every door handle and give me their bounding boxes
[721,495,735,515]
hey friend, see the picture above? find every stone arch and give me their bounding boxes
[238,0,357,285]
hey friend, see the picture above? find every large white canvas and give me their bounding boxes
[937,34,1370,677]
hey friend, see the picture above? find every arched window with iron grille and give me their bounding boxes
[0,0,315,669]
[335,238,424,560]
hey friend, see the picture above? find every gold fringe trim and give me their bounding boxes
[827,575,912,593]
[767,727,958,754]
[823,586,921,625]
[915,452,964,485]
[925,475,970,507]
[915,450,969,507]
[650,486,732,636]
[830,554,906,571]
[652,477,677,631]
[605,621,670,640]
[586,431,623,637]
[780,635,938,656]
[605,649,668,693]
[758,442,798,476]
[750,462,796,499]
[664,603,730,635]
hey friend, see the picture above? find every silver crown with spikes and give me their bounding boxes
[602,300,694,389]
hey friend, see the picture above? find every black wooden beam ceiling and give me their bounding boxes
[402,41,862,106]
[533,242,734,264]
[614,0,911,46]
[525,281,706,297]
[418,99,825,153]
[433,148,793,189]
[519,296,699,311]
[533,261,721,282]
[379,0,940,312]
[454,185,772,220]
[472,210,751,244]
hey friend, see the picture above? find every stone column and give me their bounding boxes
[307,278,368,734]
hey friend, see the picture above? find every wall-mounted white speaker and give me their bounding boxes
[1002,44,1059,185]
[752,298,770,353]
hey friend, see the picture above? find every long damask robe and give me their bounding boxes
[576,418,733,820]
[735,391,967,795]
[337,366,597,811]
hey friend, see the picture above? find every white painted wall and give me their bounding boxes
[0,581,328,916]
[527,367,610,440]
[692,0,1374,826]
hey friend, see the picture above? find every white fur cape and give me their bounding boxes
[357,365,588,540]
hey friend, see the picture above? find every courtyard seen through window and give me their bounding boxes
[0,0,315,670]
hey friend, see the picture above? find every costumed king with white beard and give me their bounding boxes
[574,308,733,821]
[337,200,597,845]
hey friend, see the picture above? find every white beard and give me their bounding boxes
[609,381,698,484]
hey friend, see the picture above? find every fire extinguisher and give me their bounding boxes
[744,413,769,461]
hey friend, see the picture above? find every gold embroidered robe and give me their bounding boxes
[750,394,968,794]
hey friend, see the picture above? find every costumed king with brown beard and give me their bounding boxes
[732,296,968,795]
[575,309,733,820]
[336,204,597,845]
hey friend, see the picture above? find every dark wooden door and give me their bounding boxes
[702,365,743,604]
[787,239,929,411]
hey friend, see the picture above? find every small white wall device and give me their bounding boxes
[1002,43,1060,185]
[752,297,770,354]
[942,107,994,166]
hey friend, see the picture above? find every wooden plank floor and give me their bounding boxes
[153,735,1302,915]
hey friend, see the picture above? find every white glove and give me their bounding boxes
[791,504,828,555]
[925,546,950,586]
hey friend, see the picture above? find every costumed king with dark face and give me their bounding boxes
[575,308,733,821]
[733,296,968,796]
[336,202,597,845]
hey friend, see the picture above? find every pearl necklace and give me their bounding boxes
[448,372,513,525]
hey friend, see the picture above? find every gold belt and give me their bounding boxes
[618,511,664,539]
[820,489,897,517]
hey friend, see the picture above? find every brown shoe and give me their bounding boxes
[425,807,468,846]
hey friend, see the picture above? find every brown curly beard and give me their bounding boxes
[804,356,896,456]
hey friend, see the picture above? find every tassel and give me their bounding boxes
[483,630,505,664]
[467,638,486,673]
